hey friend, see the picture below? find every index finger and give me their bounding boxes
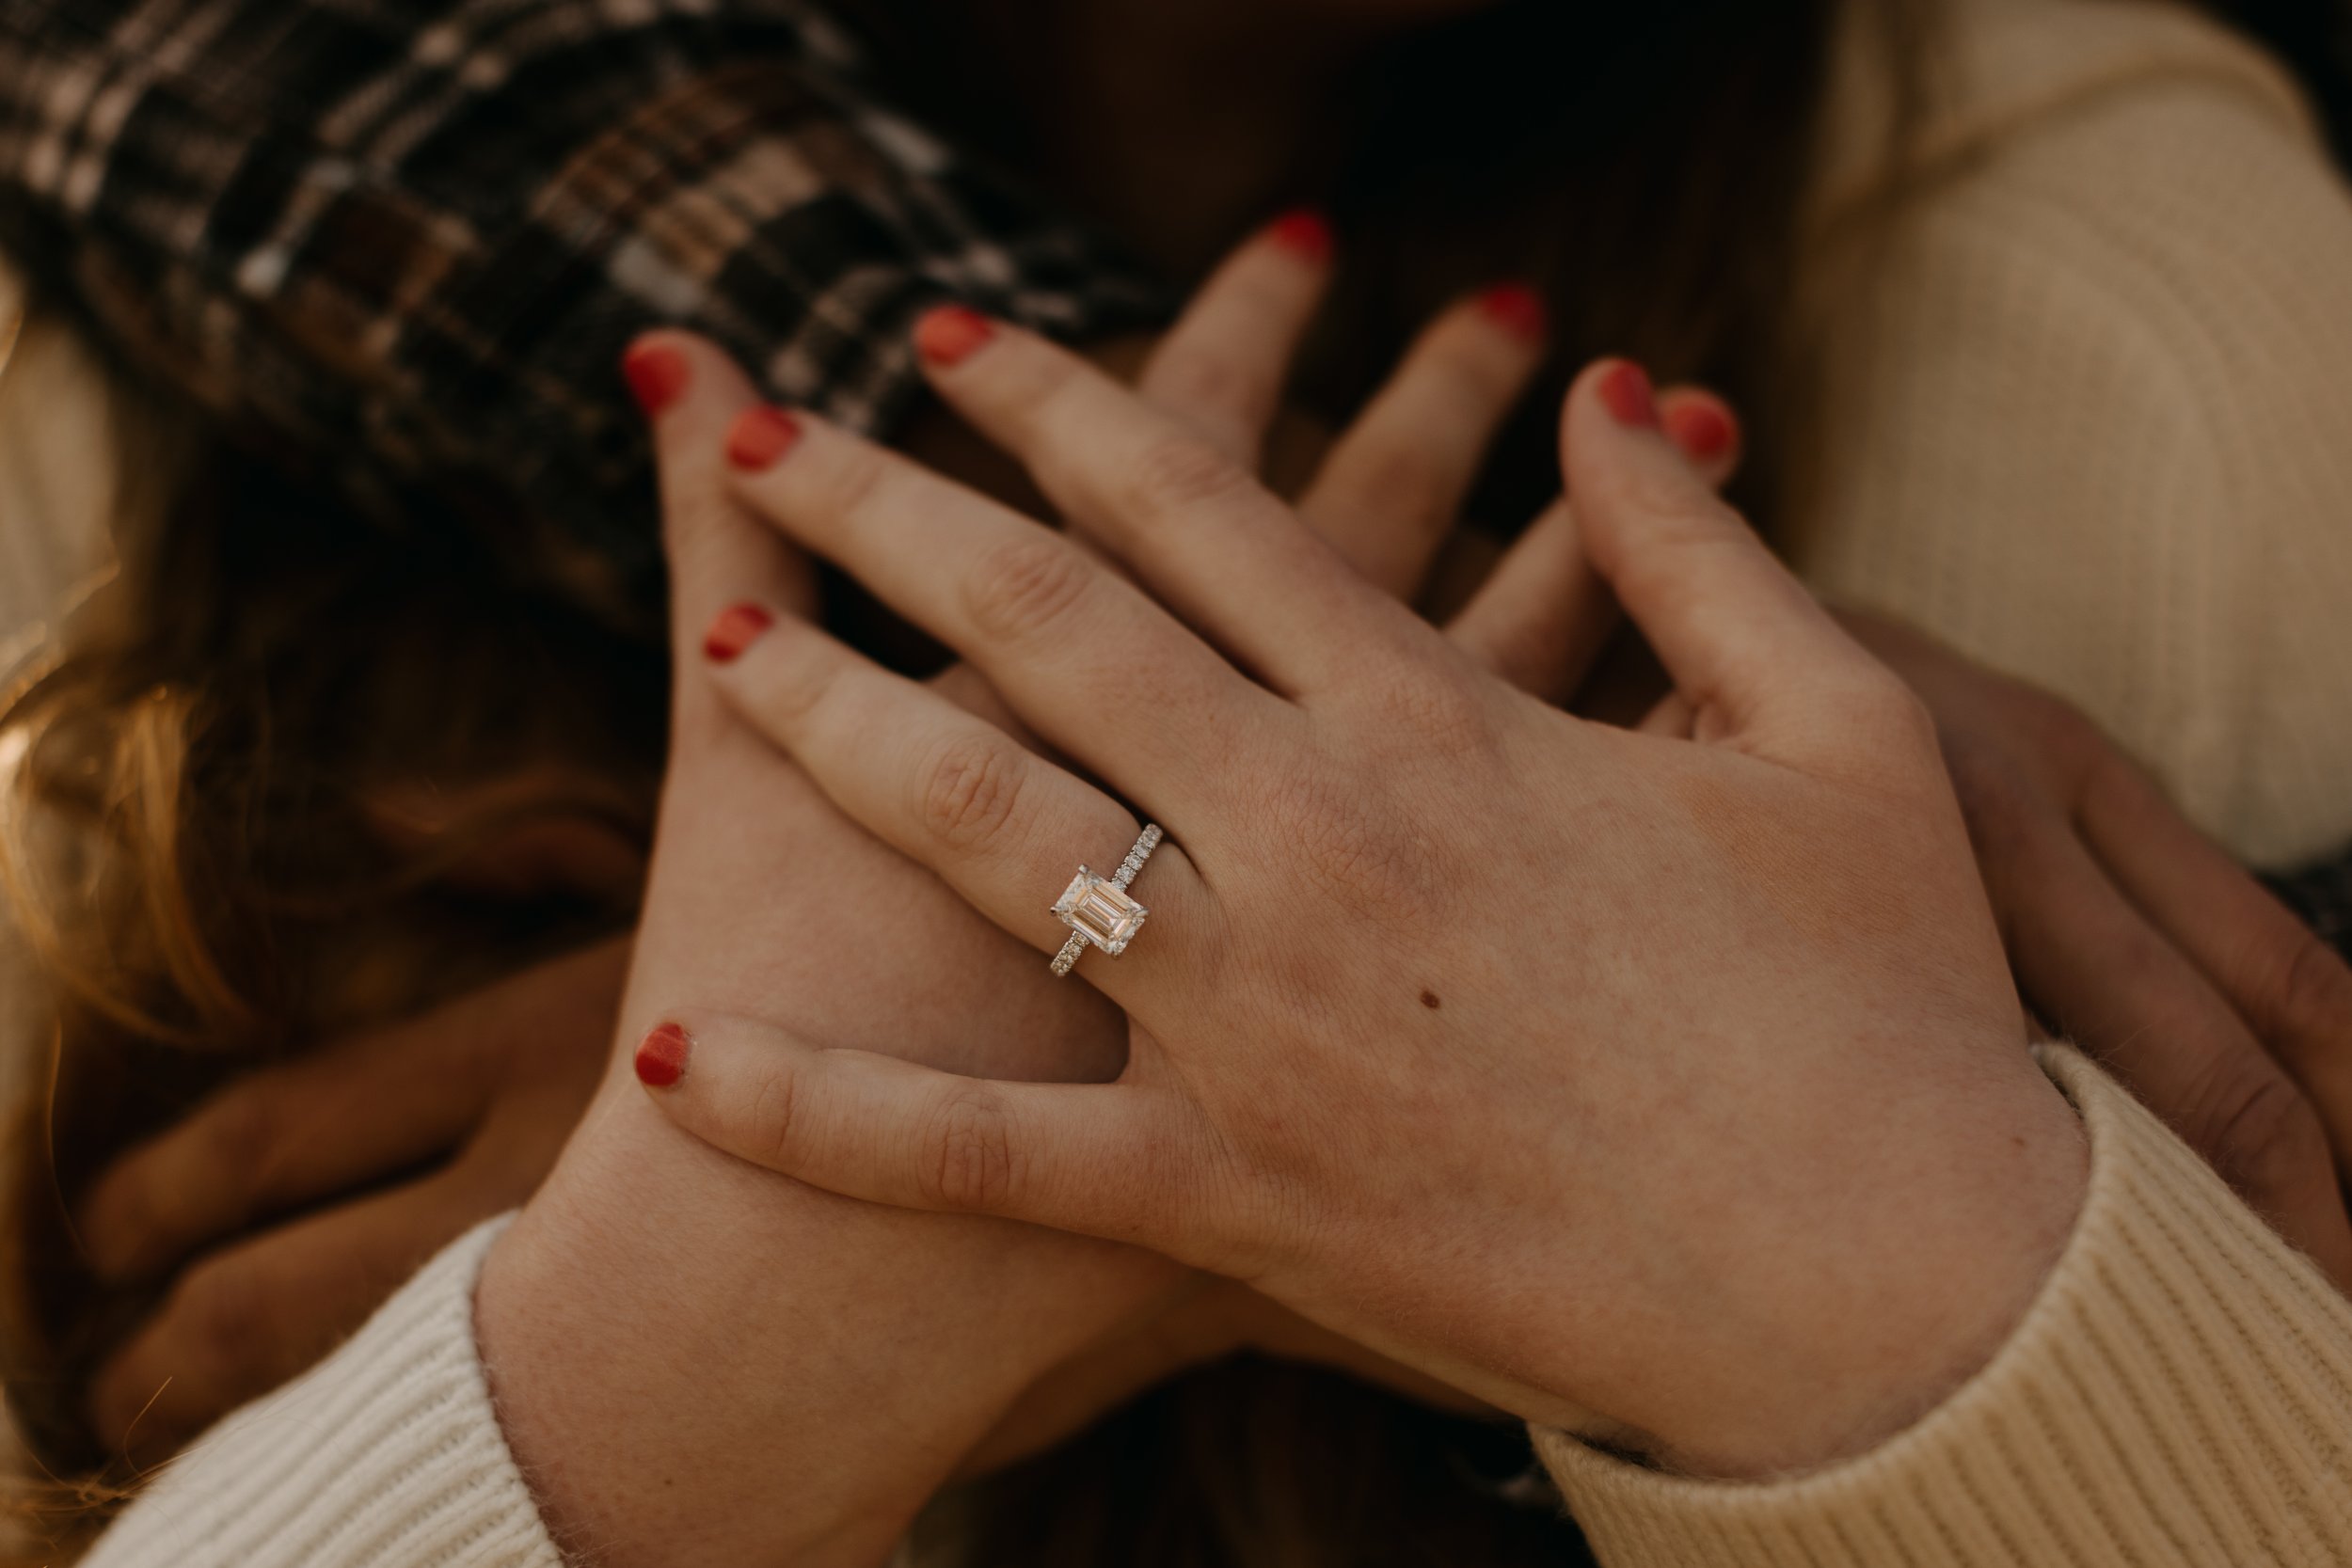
[1561,359,1925,775]
[910,309,1432,698]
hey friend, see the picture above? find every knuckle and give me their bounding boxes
[744,1066,802,1172]
[915,730,1030,851]
[917,1088,1020,1212]
[1120,433,1256,519]
[659,488,734,562]
[1820,669,1947,789]
[1600,504,1740,615]
[1359,659,1493,753]
[2191,1059,2332,1202]
[738,635,837,729]
[203,1087,279,1180]
[2016,687,2106,773]
[961,536,1096,643]
[173,1259,280,1387]
[1600,464,1733,544]
[815,440,892,524]
[2259,929,2352,1052]
[1152,352,1275,438]
[1865,677,1945,764]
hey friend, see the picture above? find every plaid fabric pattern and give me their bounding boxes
[0,0,1167,597]
[8,0,2352,946]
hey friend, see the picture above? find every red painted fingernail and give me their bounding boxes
[914,304,996,367]
[636,1023,691,1088]
[725,406,802,471]
[703,602,774,664]
[1664,401,1739,464]
[622,343,691,418]
[1266,208,1334,262]
[1477,282,1548,343]
[1597,360,1659,429]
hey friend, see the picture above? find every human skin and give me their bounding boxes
[470,229,1620,1563]
[82,0,2352,1466]
[643,321,2089,1477]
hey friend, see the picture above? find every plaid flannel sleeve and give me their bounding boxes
[0,0,1168,597]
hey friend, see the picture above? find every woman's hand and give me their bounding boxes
[1839,610,2352,1286]
[76,215,1707,1472]
[636,323,2087,1480]
[473,222,1721,1561]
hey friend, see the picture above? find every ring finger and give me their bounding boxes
[704,605,1217,1002]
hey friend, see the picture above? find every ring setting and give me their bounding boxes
[1049,824,1163,977]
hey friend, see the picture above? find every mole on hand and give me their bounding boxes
[1420,990,1441,1010]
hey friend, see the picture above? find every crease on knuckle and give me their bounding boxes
[1119,434,1255,522]
[917,730,1028,851]
[1598,502,1740,614]
[963,536,1095,643]
[660,490,735,562]
[2257,927,2352,1053]
[2191,1058,2331,1206]
[817,442,893,528]
[744,1066,802,1173]
[1152,353,1275,438]
[917,1088,1019,1212]
[206,1089,283,1201]
[741,634,837,728]
[175,1260,278,1387]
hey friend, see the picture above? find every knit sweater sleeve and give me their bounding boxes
[80,1216,560,1568]
[1786,13,2352,869]
[1537,1043,2352,1566]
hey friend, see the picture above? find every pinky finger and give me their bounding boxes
[633,1017,1208,1251]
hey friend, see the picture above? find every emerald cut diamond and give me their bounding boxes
[1053,866,1149,955]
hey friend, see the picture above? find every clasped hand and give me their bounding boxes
[639,308,2088,1477]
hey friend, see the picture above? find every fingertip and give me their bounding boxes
[724,406,803,473]
[1264,207,1335,264]
[1474,281,1549,346]
[1661,394,1740,468]
[1593,358,1659,429]
[702,602,776,665]
[914,304,999,369]
[1561,358,1710,532]
[622,338,692,419]
[634,1022,692,1090]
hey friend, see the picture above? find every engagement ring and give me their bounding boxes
[1049,824,1163,977]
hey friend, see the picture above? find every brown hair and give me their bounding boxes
[0,1,1916,1561]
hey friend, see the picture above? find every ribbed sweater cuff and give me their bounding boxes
[1535,1044,2352,1566]
[84,1214,562,1568]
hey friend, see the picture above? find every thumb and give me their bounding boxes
[1560,358,1902,760]
[630,1015,1206,1247]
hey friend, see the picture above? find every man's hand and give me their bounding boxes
[1843,610,2352,1288]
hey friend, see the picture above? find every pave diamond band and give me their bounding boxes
[1049,824,1164,977]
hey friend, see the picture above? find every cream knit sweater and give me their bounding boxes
[80,1048,2352,1568]
[59,0,2352,1563]
[1790,0,2352,869]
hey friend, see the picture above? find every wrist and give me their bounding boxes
[476,1072,1168,1565]
[1614,1057,2089,1479]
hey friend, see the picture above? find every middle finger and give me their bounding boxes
[720,405,1286,814]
